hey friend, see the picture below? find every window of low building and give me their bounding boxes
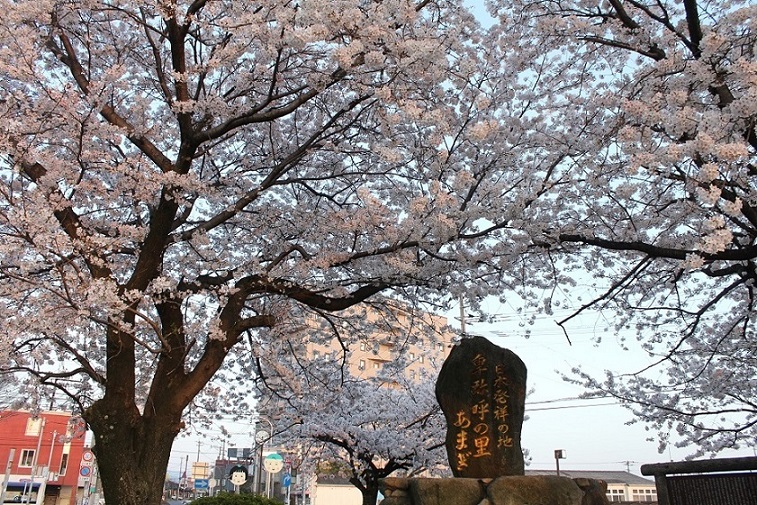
[606,488,625,502]
[59,452,69,476]
[19,449,35,467]
[631,488,657,502]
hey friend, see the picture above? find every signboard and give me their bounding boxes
[191,461,209,479]
[283,473,291,488]
[194,479,209,490]
[668,474,757,505]
[229,465,248,486]
[263,454,284,474]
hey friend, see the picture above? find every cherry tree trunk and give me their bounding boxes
[352,475,380,505]
[86,398,182,505]
[360,485,380,505]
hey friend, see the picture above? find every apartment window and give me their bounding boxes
[420,355,425,363]
[59,453,69,476]
[359,342,366,351]
[19,449,35,467]
[410,370,416,380]
[358,359,366,370]
[372,362,380,369]
[438,343,444,352]
[409,352,415,360]
[313,351,320,360]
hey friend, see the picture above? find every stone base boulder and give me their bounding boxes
[380,476,610,505]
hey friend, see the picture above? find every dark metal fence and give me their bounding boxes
[640,456,757,505]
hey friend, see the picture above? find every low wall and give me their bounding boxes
[379,475,611,505]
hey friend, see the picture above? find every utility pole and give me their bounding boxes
[181,455,189,499]
[0,449,15,503]
[36,430,57,505]
[26,417,45,505]
[459,296,467,335]
[194,441,199,500]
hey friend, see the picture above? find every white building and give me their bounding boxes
[310,475,362,505]
[528,469,658,502]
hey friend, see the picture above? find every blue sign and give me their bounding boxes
[195,479,209,489]
[283,473,291,488]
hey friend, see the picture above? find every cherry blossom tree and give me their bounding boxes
[0,1,562,504]
[307,379,446,505]
[6,3,750,504]
[259,368,446,505]
[253,305,449,505]
[484,0,757,456]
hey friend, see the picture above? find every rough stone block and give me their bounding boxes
[573,478,610,505]
[409,477,487,505]
[382,477,411,491]
[380,497,413,505]
[486,475,584,505]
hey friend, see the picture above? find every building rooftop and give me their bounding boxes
[526,469,655,486]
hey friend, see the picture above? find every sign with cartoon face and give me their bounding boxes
[263,453,284,474]
[229,465,248,485]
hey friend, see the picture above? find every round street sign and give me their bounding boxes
[255,430,269,444]
[263,453,284,474]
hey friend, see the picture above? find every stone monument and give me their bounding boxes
[378,335,611,505]
[435,336,527,478]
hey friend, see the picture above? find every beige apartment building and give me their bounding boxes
[303,300,456,382]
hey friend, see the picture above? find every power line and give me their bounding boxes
[527,401,620,412]
[524,393,621,412]
[528,394,611,405]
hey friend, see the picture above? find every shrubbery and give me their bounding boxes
[190,493,283,505]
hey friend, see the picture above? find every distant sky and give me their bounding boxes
[457,297,756,476]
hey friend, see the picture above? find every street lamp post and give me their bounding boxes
[254,417,274,495]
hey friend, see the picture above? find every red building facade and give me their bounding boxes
[0,411,91,505]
